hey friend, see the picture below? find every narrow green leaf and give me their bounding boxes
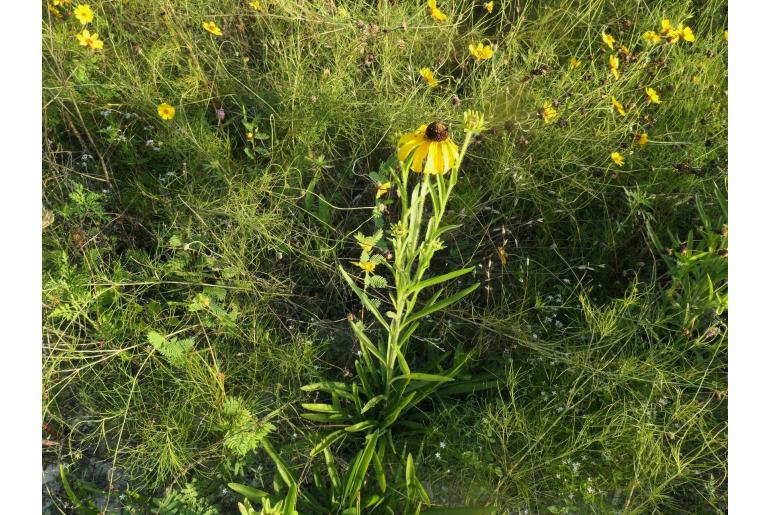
[59,465,98,515]
[310,429,346,456]
[300,412,349,423]
[282,482,298,515]
[301,403,340,413]
[382,391,417,427]
[262,440,297,488]
[393,373,455,383]
[408,267,474,295]
[372,440,387,493]
[345,420,377,432]
[324,448,341,492]
[360,394,385,415]
[301,381,353,400]
[350,320,385,364]
[343,432,380,502]
[405,283,480,325]
[228,483,269,502]
[339,265,389,329]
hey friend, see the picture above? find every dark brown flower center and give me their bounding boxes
[425,121,449,142]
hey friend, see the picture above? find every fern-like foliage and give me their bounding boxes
[147,331,194,367]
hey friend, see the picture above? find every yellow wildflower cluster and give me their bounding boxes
[68,4,104,51]
[643,18,696,45]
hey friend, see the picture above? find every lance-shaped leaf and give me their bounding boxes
[339,265,389,329]
[310,430,346,457]
[301,381,353,400]
[404,282,480,325]
[343,431,380,502]
[350,320,385,364]
[407,267,475,295]
[393,373,455,383]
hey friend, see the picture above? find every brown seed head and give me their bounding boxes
[426,121,449,141]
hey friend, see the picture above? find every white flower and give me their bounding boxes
[435,452,441,459]
[439,441,446,449]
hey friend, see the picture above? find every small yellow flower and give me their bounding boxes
[397,122,460,175]
[157,102,176,120]
[355,260,376,273]
[611,152,624,167]
[645,87,661,104]
[469,42,494,60]
[337,6,348,17]
[540,101,557,123]
[428,0,447,22]
[202,21,223,36]
[634,132,649,147]
[643,31,661,44]
[376,182,391,199]
[52,0,72,5]
[602,31,615,50]
[48,3,62,17]
[249,0,263,11]
[484,1,494,13]
[419,67,438,87]
[247,131,254,140]
[569,57,582,70]
[609,55,620,80]
[692,75,701,85]
[74,4,94,25]
[680,25,695,42]
[661,19,672,35]
[463,109,486,133]
[611,96,627,117]
[723,30,728,41]
[75,29,103,51]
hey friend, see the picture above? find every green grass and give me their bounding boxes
[43,0,727,512]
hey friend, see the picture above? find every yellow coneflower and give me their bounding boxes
[484,1,494,13]
[397,121,460,175]
[569,57,582,70]
[634,132,649,147]
[611,152,625,166]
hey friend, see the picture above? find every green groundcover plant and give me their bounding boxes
[43,0,727,513]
